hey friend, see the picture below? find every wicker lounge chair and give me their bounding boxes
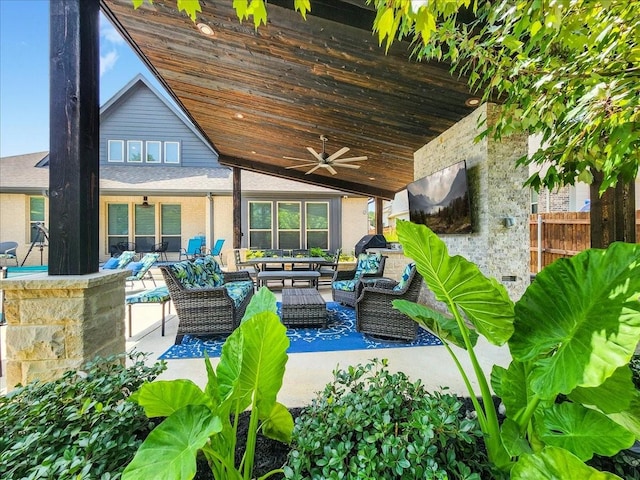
[160,256,254,344]
[355,263,423,342]
[331,253,387,307]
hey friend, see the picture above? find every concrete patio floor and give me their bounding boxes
[0,275,512,404]
[124,282,512,408]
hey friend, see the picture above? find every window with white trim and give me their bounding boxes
[249,202,272,249]
[107,203,129,254]
[146,141,161,163]
[108,140,124,162]
[127,140,143,163]
[277,202,301,250]
[29,196,46,243]
[161,204,182,252]
[164,141,180,164]
[306,202,329,249]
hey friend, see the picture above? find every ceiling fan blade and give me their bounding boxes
[326,164,338,175]
[327,146,350,161]
[286,163,320,169]
[306,147,324,162]
[305,164,323,175]
[334,163,361,169]
[332,156,368,163]
[283,156,317,162]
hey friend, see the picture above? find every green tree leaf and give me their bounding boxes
[294,0,311,20]
[396,220,514,345]
[122,405,222,480]
[129,380,210,418]
[511,446,621,480]
[176,0,201,22]
[510,242,640,399]
[535,402,635,461]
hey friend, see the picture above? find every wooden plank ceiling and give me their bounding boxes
[101,0,479,200]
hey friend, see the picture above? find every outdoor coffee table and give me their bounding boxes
[281,288,327,328]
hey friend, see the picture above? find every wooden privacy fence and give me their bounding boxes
[529,211,640,274]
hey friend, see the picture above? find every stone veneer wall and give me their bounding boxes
[413,104,530,299]
[2,270,128,390]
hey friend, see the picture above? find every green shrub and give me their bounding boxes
[284,359,498,479]
[0,352,166,480]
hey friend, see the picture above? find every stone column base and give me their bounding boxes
[1,270,129,390]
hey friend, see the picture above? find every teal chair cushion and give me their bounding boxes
[194,255,224,287]
[333,279,357,292]
[393,263,415,291]
[126,286,170,304]
[223,281,254,307]
[126,261,143,274]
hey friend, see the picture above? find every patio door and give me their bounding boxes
[107,204,129,254]
[134,203,155,253]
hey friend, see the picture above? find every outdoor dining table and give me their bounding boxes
[245,256,329,271]
[245,256,329,288]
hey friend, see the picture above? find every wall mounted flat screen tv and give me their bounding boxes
[407,160,472,234]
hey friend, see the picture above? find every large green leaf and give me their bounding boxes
[491,361,530,424]
[235,313,289,415]
[261,401,294,443]
[510,242,640,399]
[535,402,635,460]
[129,380,210,418]
[511,446,621,480]
[606,394,640,439]
[242,286,278,322]
[122,405,222,480]
[392,299,478,349]
[568,366,635,414]
[397,220,514,345]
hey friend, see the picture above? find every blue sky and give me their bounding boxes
[0,0,168,157]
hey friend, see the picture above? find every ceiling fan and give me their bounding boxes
[283,135,367,175]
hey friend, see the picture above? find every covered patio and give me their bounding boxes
[2,0,531,391]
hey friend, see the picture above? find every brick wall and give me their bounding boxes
[413,104,530,299]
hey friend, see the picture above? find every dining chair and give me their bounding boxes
[209,238,225,265]
[152,241,169,262]
[179,237,203,261]
[0,241,19,266]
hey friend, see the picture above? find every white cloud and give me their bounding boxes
[99,14,125,46]
[100,50,119,77]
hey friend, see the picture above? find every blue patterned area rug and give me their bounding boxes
[159,302,442,360]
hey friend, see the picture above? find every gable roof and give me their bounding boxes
[1,75,344,196]
[100,73,217,157]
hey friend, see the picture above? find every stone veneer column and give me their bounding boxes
[413,103,530,300]
[2,270,129,390]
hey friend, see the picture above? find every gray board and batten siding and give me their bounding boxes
[99,75,219,168]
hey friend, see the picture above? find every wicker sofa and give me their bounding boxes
[355,263,423,342]
[331,253,387,307]
[160,255,254,344]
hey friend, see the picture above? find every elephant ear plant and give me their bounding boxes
[394,219,640,479]
[122,287,293,480]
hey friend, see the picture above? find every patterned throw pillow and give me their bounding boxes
[353,253,381,280]
[194,256,224,287]
[170,261,199,289]
[393,263,415,291]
